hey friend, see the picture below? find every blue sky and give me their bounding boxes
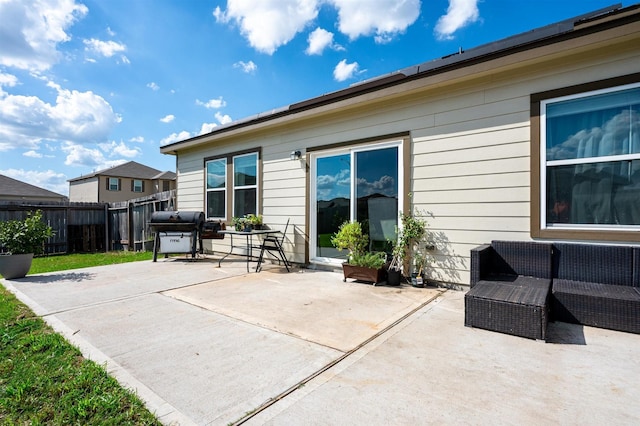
[0,0,629,196]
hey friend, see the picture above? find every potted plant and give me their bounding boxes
[387,211,428,286]
[232,216,250,231]
[0,210,54,279]
[331,220,387,285]
[246,214,264,230]
[387,241,404,286]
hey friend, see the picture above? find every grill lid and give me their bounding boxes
[149,211,205,231]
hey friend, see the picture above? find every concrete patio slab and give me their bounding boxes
[2,256,442,425]
[6,257,231,315]
[50,292,341,425]
[166,268,442,352]
[248,290,640,425]
[3,256,640,425]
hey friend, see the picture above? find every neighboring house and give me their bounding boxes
[160,4,640,286]
[0,174,67,203]
[68,161,176,203]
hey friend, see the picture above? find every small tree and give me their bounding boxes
[331,220,367,263]
[388,211,427,274]
[331,221,386,268]
[0,210,54,255]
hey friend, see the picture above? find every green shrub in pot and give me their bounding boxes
[0,210,54,255]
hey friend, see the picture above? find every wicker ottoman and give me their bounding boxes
[465,277,552,340]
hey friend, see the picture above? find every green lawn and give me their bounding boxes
[29,251,154,275]
[1,251,160,424]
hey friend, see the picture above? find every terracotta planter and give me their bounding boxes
[342,263,387,285]
[0,253,34,279]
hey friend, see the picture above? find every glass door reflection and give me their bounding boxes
[315,154,351,260]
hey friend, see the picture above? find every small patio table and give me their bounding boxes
[217,229,281,272]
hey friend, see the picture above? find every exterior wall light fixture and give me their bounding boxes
[290,150,302,160]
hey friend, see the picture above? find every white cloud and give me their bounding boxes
[0,168,69,195]
[306,27,335,55]
[61,141,126,170]
[83,38,126,58]
[166,110,233,142]
[329,0,420,43]
[214,0,320,55]
[215,112,232,125]
[62,142,104,167]
[129,136,144,143]
[0,72,18,89]
[147,82,160,91]
[199,123,218,135]
[333,59,359,82]
[0,80,121,151]
[434,0,479,40]
[23,150,43,158]
[160,114,175,123]
[196,97,227,109]
[233,60,258,73]
[0,0,88,71]
[357,174,396,196]
[160,131,192,146]
[216,0,420,53]
[98,141,141,158]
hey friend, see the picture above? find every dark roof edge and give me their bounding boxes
[161,3,634,152]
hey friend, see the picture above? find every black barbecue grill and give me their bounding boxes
[149,211,203,261]
[149,211,224,262]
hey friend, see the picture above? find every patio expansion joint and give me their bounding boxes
[232,289,448,425]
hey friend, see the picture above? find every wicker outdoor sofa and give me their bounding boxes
[465,240,640,340]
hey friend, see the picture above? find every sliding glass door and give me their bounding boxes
[311,141,402,264]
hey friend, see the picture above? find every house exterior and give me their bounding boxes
[68,161,176,203]
[161,4,640,286]
[0,174,67,203]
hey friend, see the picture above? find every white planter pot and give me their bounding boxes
[0,253,34,279]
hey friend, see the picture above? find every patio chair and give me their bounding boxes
[465,240,553,340]
[256,219,291,272]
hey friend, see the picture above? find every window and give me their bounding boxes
[206,158,226,219]
[233,153,258,217]
[204,150,259,220]
[310,141,403,263]
[108,177,120,191]
[535,78,640,239]
[132,179,144,193]
[162,180,170,192]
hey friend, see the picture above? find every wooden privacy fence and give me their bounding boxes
[108,190,175,251]
[0,190,176,254]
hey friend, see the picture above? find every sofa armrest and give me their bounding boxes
[470,244,493,288]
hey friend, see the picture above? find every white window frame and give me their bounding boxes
[232,152,259,217]
[108,177,120,191]
[133,179,143,193]
[205,158,227,220]
[540,82,640,232]
[309,140,404,265]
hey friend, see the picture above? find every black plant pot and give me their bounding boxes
[387,269,402,286]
